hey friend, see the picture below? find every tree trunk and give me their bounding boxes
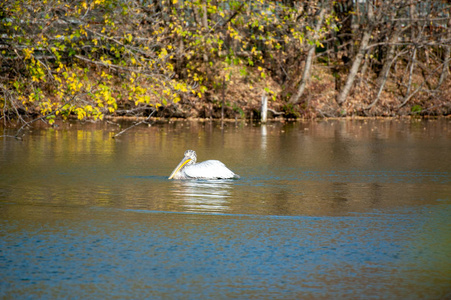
[261,93,268,123]
[437,49,450,90]
[398,47,416,108]
[436,17,451,90]
[366,28,400,110]
[289,6,326,105]
[358,49,370,87]
[201,1,209,63]
[399,0,417,108]
[336,0,378,107]
[336,29,371,106]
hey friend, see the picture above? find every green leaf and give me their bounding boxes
[411,105,422,114]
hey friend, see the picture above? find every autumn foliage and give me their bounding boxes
[0,0,450,125]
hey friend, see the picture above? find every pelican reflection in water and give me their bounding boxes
[168,150,240,180]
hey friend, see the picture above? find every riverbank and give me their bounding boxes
[2,1,449,125]
[2,112,450,131]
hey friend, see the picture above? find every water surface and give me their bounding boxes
[1,119,450,299]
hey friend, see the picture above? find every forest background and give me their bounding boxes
[0,0,450,126]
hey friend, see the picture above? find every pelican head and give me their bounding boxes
[183,149,197,163]
[168,150,197,180]
[168,150,239,180]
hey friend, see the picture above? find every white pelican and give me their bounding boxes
[168,150,240,180]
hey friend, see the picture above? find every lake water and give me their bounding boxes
[1,119,450,299]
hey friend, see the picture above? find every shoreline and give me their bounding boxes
[2,114,450,130]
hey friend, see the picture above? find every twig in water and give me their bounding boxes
[0,94,80,140]
[112,109,156,139]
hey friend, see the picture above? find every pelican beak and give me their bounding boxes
[168,157,192,179]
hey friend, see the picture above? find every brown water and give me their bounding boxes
[1,119,450,299]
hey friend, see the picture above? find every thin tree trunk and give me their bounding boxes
[399,1,418,107]
[176,1,184,73]
[436,18,451,90]
[401,47,416,105]
[261,93,268,123]
[289,5,326,105]
[366,28,400,110]
[201,1,209,63]
[359,51,370,87]
[437,51,450,90]
[336,29,371,105]
[399,63,443,108]
[336,1,377,107]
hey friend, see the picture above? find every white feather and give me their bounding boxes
[183,160,236,179]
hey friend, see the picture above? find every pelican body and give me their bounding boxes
[168,150,239,180]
